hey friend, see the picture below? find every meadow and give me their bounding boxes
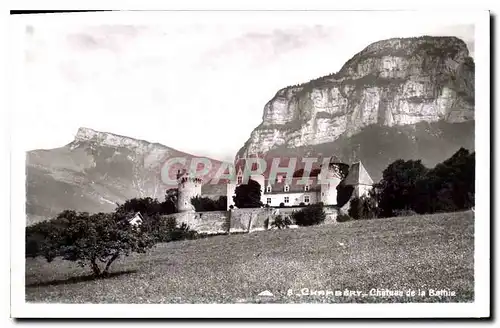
[25,211,474,303]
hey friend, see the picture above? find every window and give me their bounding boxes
[284,185,290,192]
[266,185,272,193]
[267,198,272,205]
[304,185,310,191]
[237,176,243,184]
[304,195,310,203]
[284,196,289,204]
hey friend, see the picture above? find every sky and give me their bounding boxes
[16,13,474,162]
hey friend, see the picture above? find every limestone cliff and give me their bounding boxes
[237,36,475,159]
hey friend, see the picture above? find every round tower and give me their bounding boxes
[319,156,347,206]
[177,169,202,212]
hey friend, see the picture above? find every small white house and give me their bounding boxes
[127,212,144,227]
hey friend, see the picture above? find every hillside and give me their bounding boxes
[26,127,225,224]
[26,211,474,303]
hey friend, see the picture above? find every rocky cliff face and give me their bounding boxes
[26,128,224,224]
[237,36,475,159]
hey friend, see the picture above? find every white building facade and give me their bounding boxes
[226,157,374,209]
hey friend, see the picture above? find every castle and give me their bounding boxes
[176,156,374,212]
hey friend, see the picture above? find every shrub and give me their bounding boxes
[292,203,326,226]
[279,202,285,208]
[348,196,379,220]
[299,202,305,207]
[143,215,198,243]
[337,213,352,223]
[271,215,293,229]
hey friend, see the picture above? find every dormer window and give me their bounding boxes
[277,175,284,183]
[284,185,290,192]
[304,185,310,191]
[237,176,243,184]
[266,185,272,193]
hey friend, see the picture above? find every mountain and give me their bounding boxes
[26,128,225,224]
[236,36,475,181]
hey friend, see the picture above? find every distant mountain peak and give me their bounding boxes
[74,127,168,151]
[27,128,226,224]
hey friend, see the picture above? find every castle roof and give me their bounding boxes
[329,155,343,164]
[119,211,144,225]
[343,162,373,186]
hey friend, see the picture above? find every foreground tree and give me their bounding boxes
[376,159,428,217]
[26,210,155,277]
[232,179,263,208]
[413,148,475,214]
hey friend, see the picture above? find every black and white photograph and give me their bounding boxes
[8,9,490,319]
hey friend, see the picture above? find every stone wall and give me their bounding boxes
[171,211,229,234]
[229,208,272,233]
[170,206,340,234]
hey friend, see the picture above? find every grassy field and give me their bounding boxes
[25,211,474,303]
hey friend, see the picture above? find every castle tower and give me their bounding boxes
[319,156,347,206]
[177,169,202,212]
[343,161,374,198]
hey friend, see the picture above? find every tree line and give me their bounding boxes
[348,147,475,220]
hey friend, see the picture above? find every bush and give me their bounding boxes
[279,202,285,208]
[271,215,293,229]
[337,213,352,222]
[299,202,305,207]
[143,215,198,243]
[348,196,379,220]
[292,203,326,226]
